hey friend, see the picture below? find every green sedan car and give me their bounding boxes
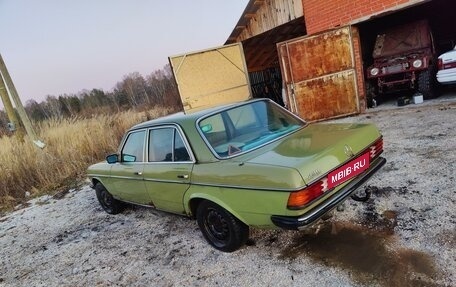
[87,99,386,252]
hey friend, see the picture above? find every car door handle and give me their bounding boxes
[134,172,143,176]
[177,174,189,179]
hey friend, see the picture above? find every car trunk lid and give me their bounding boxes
[242,123,382,185]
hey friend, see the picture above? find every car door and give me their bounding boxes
[110,129,151,205]
[143,125,194,214]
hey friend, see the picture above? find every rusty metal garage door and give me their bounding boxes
[169,43,251,112]
[277,26,359,121]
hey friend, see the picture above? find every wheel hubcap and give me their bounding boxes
[101,190,112,208]
[206,209,228,240]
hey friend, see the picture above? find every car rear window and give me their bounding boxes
[198,100,304,158]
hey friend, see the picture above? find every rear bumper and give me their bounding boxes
[437,68,456,84]
[271,157,386,230]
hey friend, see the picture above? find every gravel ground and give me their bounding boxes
[1,96,455,287]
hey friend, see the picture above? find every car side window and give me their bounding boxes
[149,127,191,162]
[149,128,173,162]
[174,130,191,162]
[121,130,146,162]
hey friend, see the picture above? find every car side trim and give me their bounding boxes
[270,157,386,230]
[190,181,299,192]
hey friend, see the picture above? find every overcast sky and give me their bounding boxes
[0,0,248,108]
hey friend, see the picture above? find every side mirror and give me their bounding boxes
[106,154,119,164]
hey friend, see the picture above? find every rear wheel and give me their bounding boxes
[196,200,249,252]
[95,182,124,214]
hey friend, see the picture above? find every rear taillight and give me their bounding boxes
[287,137,383,209]
[444,61,456,69]
[438,58,443,70]
[287,178,328,209]
[369,137,383,160]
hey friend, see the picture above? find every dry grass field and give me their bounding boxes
[0,107,172,211]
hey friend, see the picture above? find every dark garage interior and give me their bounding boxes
[357,0,456,105]
[240,18,306,105]
[229,0,456,111]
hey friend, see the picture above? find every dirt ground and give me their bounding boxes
[1,96,455,287]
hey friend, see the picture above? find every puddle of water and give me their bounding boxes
[279,221,441,287]
[361,205,398,236]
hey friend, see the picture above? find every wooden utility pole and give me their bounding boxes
[0,53,45,148]
[0,74,25,141]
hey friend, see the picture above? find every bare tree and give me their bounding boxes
[43,95,63,119]
[13,65,182,121]
[116,72,149,108]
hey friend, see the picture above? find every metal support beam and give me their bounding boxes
[0,74,25,141]
[0,53,45,148]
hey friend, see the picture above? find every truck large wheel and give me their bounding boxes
[365,81,378,108]
[417,69,436,100]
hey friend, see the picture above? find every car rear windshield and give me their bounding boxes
[198,100,304,158]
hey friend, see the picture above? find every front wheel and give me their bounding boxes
[417,69,436,100]
[95,182,124,214]
[365,80,379,108]
[196,201,249,252]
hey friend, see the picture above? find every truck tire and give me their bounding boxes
[417,69,436,100]
[365,81,378,108]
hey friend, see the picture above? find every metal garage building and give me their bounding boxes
[222,0,456,121]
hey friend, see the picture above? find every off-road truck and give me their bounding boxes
[366,19,436,106]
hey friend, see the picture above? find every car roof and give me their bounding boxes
[130,98,268,131]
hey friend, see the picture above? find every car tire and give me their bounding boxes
[196,200,249,252]
[95,182,124,214]
[417,69,436,99]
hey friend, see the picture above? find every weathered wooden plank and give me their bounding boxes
[234,0,304,42]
